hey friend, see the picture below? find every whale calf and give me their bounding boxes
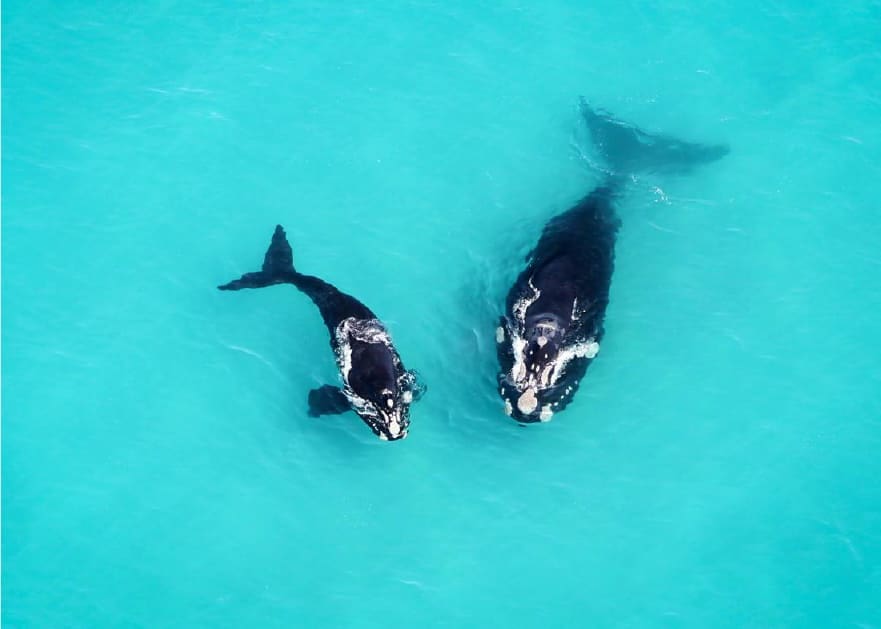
[219,225,424,440]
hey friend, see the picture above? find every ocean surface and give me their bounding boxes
[3,1,880,627]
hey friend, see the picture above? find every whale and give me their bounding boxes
[218,225,424,441]
[496,100,729,423]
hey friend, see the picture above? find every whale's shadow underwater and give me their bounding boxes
[494,99,729,424]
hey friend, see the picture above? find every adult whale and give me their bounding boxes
[218,225,424,441]
[496,100,729,423]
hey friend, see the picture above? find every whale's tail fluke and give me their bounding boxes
[580,98,729,177]
[218,225,297,291]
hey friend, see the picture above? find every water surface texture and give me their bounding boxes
[4,2,881,627]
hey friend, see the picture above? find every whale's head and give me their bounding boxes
[359,384,413,441]
[337,318,424,441]
[496,314,597,423]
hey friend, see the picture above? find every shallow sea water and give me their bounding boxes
[3,1,881,627]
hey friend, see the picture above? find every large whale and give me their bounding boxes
[218,225,424,441]
[496,100,729,423]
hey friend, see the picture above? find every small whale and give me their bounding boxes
[218,225,424,441]
[496,99,729,423]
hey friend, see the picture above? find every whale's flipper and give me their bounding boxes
[580,98,729,176]
[218,225,296,291]
[308,385,351,417]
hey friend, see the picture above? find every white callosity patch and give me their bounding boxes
[539,405,554,422]
[514,347,527,382]
[507,279,541,385]
[504,399,513,416]
[505,281,544,393]
[517,388,538,415]
[496,326,505,343]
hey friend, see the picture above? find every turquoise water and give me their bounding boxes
[4,1,880,626]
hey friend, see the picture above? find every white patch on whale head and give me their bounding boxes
[504,399,513,416]
[539,405,553,422]
[515,359,527,382]
[496,326,505,343]
[517,388,538,415]
[402,390,413,404]
[507,278,543,386]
